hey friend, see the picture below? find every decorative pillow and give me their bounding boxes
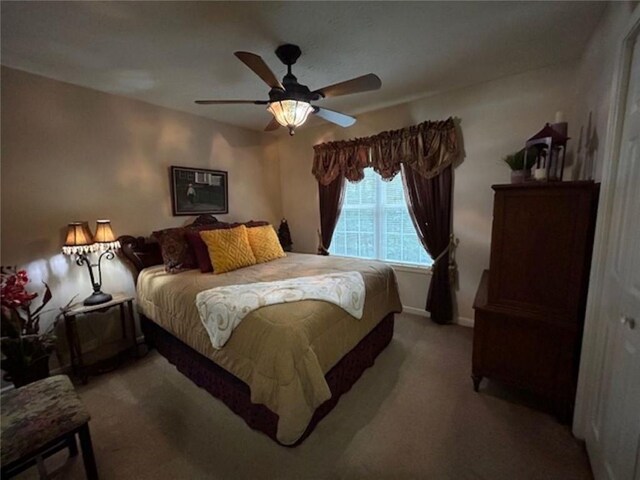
[185,222,253,273]
[246,225,286,264]
[152,227,198,273]
[185,231,213,273]
[200,225,257,274]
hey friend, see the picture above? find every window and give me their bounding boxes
[195,172,220,185]
[331,168,433,267]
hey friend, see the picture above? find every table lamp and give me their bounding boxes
[63,220,120,306]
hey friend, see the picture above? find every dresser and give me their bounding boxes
[472,181,599,421]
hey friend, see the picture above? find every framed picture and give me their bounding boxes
[170,166,228,216]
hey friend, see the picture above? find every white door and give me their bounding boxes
[585,32,640,480]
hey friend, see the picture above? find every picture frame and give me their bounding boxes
[170,166,228,216]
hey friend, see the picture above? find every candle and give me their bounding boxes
[555,111,565,123]
[534,167,548,181]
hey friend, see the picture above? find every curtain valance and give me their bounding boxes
[312,118,459,186]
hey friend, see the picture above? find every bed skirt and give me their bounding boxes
[140,312,395,446]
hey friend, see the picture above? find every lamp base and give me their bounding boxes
[83,291,113,306]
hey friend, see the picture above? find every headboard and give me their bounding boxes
[118,235,163,278]
[117,214,221,278]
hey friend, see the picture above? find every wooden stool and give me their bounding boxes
[1,375,98,479]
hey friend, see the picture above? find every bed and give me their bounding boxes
[119,229,401,446]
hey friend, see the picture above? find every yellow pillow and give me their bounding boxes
[200,225,256,274]
[247,225,286,264]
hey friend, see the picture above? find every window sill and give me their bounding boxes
[388,262,433,275]
[328,254,432,274]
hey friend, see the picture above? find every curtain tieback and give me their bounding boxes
[430,235,460,291]
[432,245,450,265]
[317,229,329,256]
[431,234,460,265]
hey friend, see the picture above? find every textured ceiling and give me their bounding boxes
[1,1,606,132]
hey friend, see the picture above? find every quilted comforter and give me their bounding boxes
[136,252,402,445]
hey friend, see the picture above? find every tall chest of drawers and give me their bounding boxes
[472,181,599,420]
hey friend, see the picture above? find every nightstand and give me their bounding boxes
[63,293,138,384]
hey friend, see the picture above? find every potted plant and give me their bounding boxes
[0,267,58,387]
[503,148,537,183]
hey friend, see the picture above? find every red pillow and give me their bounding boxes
[185,231,213,273]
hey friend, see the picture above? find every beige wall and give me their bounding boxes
[571,1,637,182]
[276,63,579,324]
[1,66,282,329]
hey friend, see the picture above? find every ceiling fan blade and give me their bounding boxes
[313,107,356,128]
[234,51,284,90]
[264,117,281,132]
[195,100,268,105]
[313,73,381,98]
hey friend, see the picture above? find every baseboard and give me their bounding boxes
[456,316,475,328]
[402,305,474,328]
[402,306,429,317]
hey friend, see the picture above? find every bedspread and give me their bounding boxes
[136,253,402,445]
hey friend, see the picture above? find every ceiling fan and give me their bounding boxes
[195,44,382,135]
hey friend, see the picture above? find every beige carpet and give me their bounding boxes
[19,313,592,479]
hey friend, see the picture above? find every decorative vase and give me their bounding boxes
[510,169,530,184]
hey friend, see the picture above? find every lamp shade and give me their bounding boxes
[93,220,120,251]
[62,222,95,255]
[267,100,314,135]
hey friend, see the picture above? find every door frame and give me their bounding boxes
[573,5,640,439]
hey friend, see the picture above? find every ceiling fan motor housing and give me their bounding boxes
[268,82,319,103]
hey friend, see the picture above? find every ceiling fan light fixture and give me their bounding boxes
[267,99,314,135]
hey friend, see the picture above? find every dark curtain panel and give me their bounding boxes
[401,164,453,324]
[317,176,346,255]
